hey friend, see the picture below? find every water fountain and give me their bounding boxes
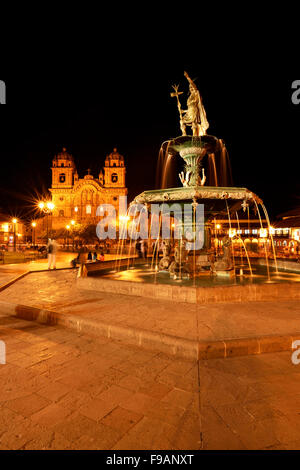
[78,72,300,303]
[133,71,262,279]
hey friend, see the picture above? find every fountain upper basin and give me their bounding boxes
[134,185,261,221]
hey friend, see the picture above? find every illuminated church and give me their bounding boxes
[50,147,127,229]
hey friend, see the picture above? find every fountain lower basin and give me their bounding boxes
[77,261,300,304]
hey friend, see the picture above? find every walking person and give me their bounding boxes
[140,240,148,260]
[47,238,58,270]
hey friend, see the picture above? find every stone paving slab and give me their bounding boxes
[1,315,300,450]
[2,299,300,360]
[1,270,300,352]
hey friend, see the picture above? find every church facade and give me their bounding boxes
[49,147,127,230]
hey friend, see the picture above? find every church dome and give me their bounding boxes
[105,148,124,167]
[53,147,74,162]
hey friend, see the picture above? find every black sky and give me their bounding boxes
[0,45,299,221]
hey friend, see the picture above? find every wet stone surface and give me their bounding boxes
[0,315,300,449]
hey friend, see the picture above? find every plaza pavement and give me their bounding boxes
[1,315,300,450]
[1,265,300,449]
[0,252,130,291]
[0,269,300,360]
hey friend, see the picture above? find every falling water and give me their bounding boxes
[218,139,233,187]
[235,212,244,266]
[193,204,197,286]
[156,138,233,189]
[254,199,271,282]
[127,205,139,270]
[237,236,253,277]
[161,153,173,190]
[260,203,278,274]
[225,200,236,277]
[152,214,162,282]
[208,154,218,186]
[156,140,174,189]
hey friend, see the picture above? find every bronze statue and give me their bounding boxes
[211,236,233,274]
[171,72,209,137]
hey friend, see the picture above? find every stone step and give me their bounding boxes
[0,300,299,361]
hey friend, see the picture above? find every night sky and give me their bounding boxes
[0,49,299,221]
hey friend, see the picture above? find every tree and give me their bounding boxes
[78,224,98,244]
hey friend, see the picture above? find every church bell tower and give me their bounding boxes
[103,148,126,188]
[51,148,76,188]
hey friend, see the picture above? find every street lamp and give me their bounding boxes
[31,222,37,247]
[12,218,17,251]
[65,225,70,249]
[38,201,55,240]
[70,220,76,250]
[215,224,222,253]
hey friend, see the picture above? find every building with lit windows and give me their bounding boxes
[49,147,127,230]
[0,215,25,247]
[272,209,300,256]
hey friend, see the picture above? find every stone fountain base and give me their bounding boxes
[77,272,300,305]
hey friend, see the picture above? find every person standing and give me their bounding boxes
[47,238,58,270]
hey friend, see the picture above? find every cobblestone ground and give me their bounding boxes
[1,315,300,450]
[1,270,300,342]
[0,315,201,450]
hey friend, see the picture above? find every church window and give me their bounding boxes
[86,205,92,214]
[111,173,118,183]
[59,173,66,183]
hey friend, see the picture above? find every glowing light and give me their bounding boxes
[294,233,300,242]
[38,202,45,210]
[259,228,268,238]
[119,215,130,222]
[66,225,70,230]
[216,224,221,230]
[228,229,236,238]
[71,220,75,226]
[2,224,8,232]
[46,202,55,211]
[12,218,17,224]
[74,206,78,212]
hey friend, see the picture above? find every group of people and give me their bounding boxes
[47,239,106,269]
[70,248,105,267]
[87,251,105,262]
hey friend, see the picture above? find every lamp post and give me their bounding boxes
[66,225,70,249]
[38,201,55,241]
[216,224,222,254]
[31,222,36,247]
[12,219,17,252]
[70,220,75,250]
